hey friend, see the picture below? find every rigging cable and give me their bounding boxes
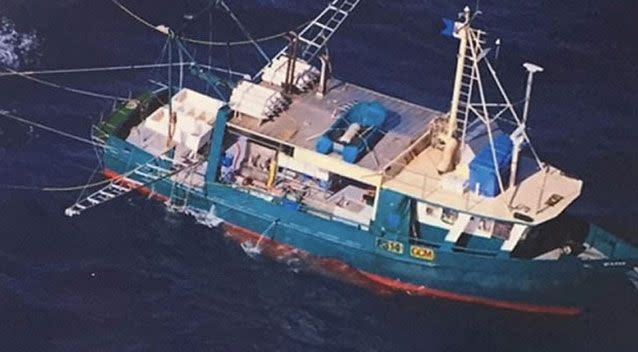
[0,62,195,78]
[206,11,213,95]
[213,0,270,63]
[72,164,102,201]
[0,177,115,192]
[150,37,172,79]
[0,158,177,192]
[0,62,209,104]
[1,62,248,80]
[0,110,112,193]
[0,149,202,194]
[110,0,311,47]
[1,66,130,102]
[0,110,112,151]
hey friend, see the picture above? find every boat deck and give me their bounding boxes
[384,147,583,224]
[123,80,581,225]
[227,79,443,172]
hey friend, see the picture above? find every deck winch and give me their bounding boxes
[316,101,388,163]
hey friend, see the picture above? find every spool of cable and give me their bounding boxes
[338,123,361,144]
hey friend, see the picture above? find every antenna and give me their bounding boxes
[522,62,544,124]
[494,38,501,64]
[468,2,483,22]
[507,63,543,188]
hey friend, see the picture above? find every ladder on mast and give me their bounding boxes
[64,152,192,217]
[253,0,361,79]
[456,28,486,141]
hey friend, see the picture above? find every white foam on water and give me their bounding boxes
[285,257,303,273]
[240,241,263,258]
[0,17,41,69]
[186,204,224,228]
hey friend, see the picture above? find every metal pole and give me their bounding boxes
[168,31,173,119]
[178,43,184,89]
[289,33,299,94]
[522,62,544,124]
[509,141,521,188]
[446,6,471,139]
[318,54,329,97]
[167,30,177,148]
[284,32,295,94]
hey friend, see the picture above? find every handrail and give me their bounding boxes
[409,236,500,257]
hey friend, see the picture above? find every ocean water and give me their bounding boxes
[0,0,637,351]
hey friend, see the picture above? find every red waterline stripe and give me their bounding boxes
[359,271,582,316]
[103,169,582,316]
[223,224,582,316]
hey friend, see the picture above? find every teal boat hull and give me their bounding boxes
[96,101,638,316]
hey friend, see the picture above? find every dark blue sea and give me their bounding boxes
[1,0,637,351]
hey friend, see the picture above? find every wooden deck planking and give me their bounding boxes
[226,77,581,225]
[228,79,442,171]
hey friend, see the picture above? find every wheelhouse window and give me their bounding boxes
[441,208,458,225]
[493,222,514,240]
[477,217,494,233]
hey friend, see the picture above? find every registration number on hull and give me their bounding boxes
[410,245,436,261]
[376,238,404,254]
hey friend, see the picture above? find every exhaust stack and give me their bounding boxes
[317,54,331,97]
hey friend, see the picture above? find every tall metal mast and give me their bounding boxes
[446,6,471,140]
[438,6,545,196]
[437,7,470,174]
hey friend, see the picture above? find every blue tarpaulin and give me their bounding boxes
[371,190,413,240]
[347,102,387,128]
[468,135,513,197]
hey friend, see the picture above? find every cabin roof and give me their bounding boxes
[225,78,581,225]
[227,78,443,172]
[383,148,583,225]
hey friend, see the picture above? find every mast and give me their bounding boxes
[446,6,471,140]
[167,29,176,148]
[436,5,547,197]
[437,7,471,174]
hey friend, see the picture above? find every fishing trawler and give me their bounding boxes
[60,1,638,314]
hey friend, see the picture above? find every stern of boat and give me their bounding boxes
[581,224,638,269]
[575,225,638,302]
